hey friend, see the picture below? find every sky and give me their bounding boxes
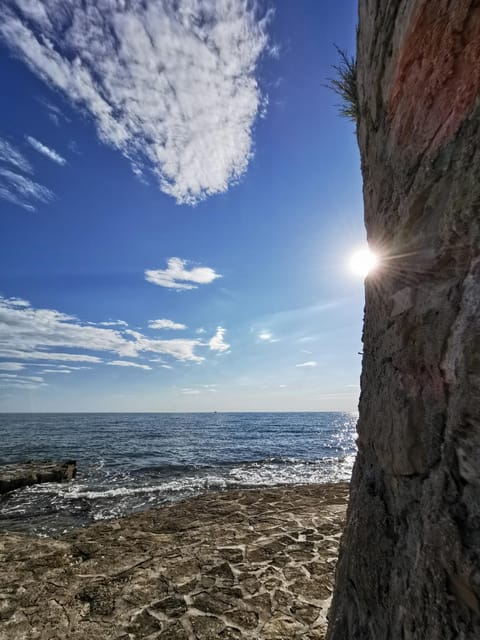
[0,0,365,413]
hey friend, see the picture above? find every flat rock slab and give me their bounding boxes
[0,460,77,495]
[0,482,348,640]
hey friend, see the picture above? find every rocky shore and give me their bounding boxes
[0,482,348,639]
[0,460,77,495]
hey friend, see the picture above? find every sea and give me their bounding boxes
[0,412,357,535]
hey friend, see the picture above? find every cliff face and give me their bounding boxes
[327,1,480,638]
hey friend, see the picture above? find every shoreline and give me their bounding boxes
[0,481,348,639]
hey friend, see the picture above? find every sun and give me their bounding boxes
[350,247,379,278]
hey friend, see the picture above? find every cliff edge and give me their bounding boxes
[327,1,480,638]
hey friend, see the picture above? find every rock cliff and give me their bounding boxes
[327,1,480,638]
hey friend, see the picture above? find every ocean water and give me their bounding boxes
[0,412,357,535]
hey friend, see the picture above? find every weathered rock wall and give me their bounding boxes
[327,1,480,638]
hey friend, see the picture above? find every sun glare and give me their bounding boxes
[350,247,379,278]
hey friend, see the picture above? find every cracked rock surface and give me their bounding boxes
[0,482,347,639]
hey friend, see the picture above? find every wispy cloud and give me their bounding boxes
[0,362,25,371]
[37,98,69,126]
[181,388,201,395]
[0,296,207,369]
[145,257,221,290]
[0,373,45,388]
[0,138,32,174]
[0,138,54,211]
[108,360,152,370]
[208,326,230,352]
[149,318,187,331]
[0,168,53,210]
[26,136,66,165]
[0,0,272,203]
[98,320,128,327]
[295,361,318,368]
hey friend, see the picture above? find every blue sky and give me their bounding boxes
[0,0,364,412]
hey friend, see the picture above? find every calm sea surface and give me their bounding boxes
[0,412,357,535]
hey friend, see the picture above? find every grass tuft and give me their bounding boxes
[325,46,358,123]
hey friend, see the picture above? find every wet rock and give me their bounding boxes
[0,460,77,494]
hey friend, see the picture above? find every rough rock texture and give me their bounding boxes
[327,1,480,639]
[0,483,348,640]
[0,460,77,495]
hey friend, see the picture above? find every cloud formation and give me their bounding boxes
[258,331,272,341]
[145,257,221,290]
[108,360,152,370]
[1,0,271,203]
[295,361,318,368]
[0,296,207,372]
[26,136,66,165]
[0,362,25,371]
[149,318,187,331]
[208,326,230,352]
[0,138,53,210]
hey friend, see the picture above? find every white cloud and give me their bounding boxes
[0,137,32,174]
[258,331,272,341]
[26,136,66,165]
[1,350,103,363]
[0,138,54,210]
[145,257,221,290]
[0,296,206,367]
[295,361,318,368]
[181,388,201,395]
[1,0,272,204]
[99,320,128,327]
[149,318,187,331]
[125,329,204,362]
[208,326,229,352]
[0,362,25,371]
[108,360,152,370]
[196,327,206,334]
[0,168,53,210]
[0,373,45,388]
[160,364,173,369]
[41,368,71,373]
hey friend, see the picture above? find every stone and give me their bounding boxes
[125,609,162,638]
[77,583,116,616]
[225,608,258,630]
[159,621,188,640]
[261,615,304,638]
[150,596,187,618]
[0,484,348,640]
[327,1,480,639]
[189,614,226,638]
[0,460,77,494]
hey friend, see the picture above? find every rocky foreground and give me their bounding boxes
[0,483,348,640]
